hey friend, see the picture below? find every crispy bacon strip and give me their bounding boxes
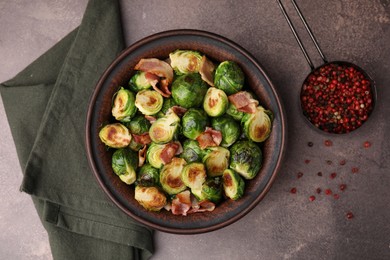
[196,127,222,149]
[138,145,147,167]
[160,142,181,165]
[171,106,187,117]
[132,133,152,145]
[188,200,216,214]
[171,190,192,216]
[228,91,259,113]
[144,115,157,124]
[199,56,215,86]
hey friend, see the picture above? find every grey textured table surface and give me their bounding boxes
[1,1,389,259]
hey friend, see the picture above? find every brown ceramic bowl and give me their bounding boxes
[85,29,286,234]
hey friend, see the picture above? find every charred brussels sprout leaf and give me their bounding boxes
[112,148,138,185]
[181,108,209,140]
[181,139,203,163]
[149,109,180,144]
[136,164,160,187]
[128,71,152,92]
[99,123,131,148]
[226,102,244,121]
[182,162,207,190]
[135,90,163,115]
[146,143,166,169]
[229,140,262,180]
[241,106,273,143]
[223,169,245,200]
[211,115,240,147]
[203,87,228,117]
[214,61,244,95]
[169,50,203,75]
[202,146,230,177]
[135,186,167,211]
[201,178,223,204]
[127,115,151,135]
[171,73,208,108]
[160,158,187,195]
[111,87,137,122]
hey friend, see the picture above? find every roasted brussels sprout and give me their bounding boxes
[181,139,203,163]
[146,143,166,169]
[202,146,230,177]
[135,186,167,211]
[111,148,138,185]
[182,162,207,190]
[161,97,177,114]
[135,90,163,115]
[211,115,240,147]
[136,164,160,187]
[99,123,131,148]
[127,115,151,135]
[226,102,244,121]
[200,177,223,204]
[160,157,187,195]
[128,71,152,92]
[203,87,228,117]
[169,50,203,74]
[171,73,208,109]
[214,61,244,95]
[223,169,245,200]
[241,106,273,143]
[149,109,180,144]
[229,140,262,180]
[111,87,137,122]
[181,108,209,140]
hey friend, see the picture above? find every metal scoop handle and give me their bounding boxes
[277,0,328,70]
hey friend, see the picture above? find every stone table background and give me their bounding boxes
[1,0,389,259]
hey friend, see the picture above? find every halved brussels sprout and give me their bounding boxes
[182,162,207,190]
[229,140,262,180]
[200,177,223,204]
[111,87,137,122]
[99,123,131,148]
[241,106,273,143]
[135,90,163,115]
[171,73,208,109]
[126,115,151,135]
[223,169,245,200]
[214,61,244,95]
[161,97,177,115]
[149,109,180,144]
[181,139,203,163]
[169,50,203,74]
[135,186,167,211]
[181,108,209,140]
[136,164,160,187]
[128,71,152,92]
[226,102,244,121]
[211,115,240,147]
[202,146,230,177]
[146,143,166,169]
[203,87,228,117]
[160,157,187,195]
[112,148,138,185]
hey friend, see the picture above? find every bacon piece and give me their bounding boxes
[228,91,259,113]
[144,115,157,124]
[144,72,159,85]
[199,56,215,86]
[196,127,222,149]
[188,200,216,214]
[132,133,152,145]
[171,190,192,216]
[171,106,187,117]
[138,145,147,167]
[160,142,181,165]
[135,58,173,98]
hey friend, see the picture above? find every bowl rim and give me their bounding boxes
[85,29,287,234]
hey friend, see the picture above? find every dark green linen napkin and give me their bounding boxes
[0,0,154,259]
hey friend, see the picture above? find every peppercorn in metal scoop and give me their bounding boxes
[277,0,376,134]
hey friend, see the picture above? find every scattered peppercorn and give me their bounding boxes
[351,167,359,173]
[325,189,332,195]
[339,184,347,191]
[309,195,316,201]
[324,139,333,147]
[333,194,340,200]
[339,159,346,166]
[290,187,297,194]
[346,211,354,219]
[363,141,371,148]
[308,141,314,147]
[304,159,311,164]
[317,171,323,176]
[297,172,304,178]
[316,188,322,194]
[330,172,337,179]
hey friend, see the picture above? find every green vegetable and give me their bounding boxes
[203,87,228,117]
[146,143,166,169]
[160,158,187,195]
[111,148,138,185]
[127,115,151,135]
[99,123,131,148]
[135,186,167,211]
[229,140,262,180]
[181,108,209,140]
[129,71,152,92]
[214,61,244,95]
[136,164,160,187]
[182,162,207,190]
[202,146,230,177]
[161,97,177,115]
[222,169,245,200]
[111,87,137,122]
[181,139,204,163]
[169,50,203,74]
[171,73,208,108]
[226,102,244,121]
[135,90,163,115]
[200,178,223,203]
[149,109,180,144]
[211,115,240,147]
[241,106,273,143]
